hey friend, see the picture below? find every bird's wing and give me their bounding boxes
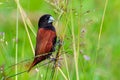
[35,28,56,56]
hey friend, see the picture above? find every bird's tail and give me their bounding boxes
[28,56,46,72]
[28,59,37,72]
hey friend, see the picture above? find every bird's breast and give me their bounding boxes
[35,28,56,55]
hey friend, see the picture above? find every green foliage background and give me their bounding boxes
[0,0,120,80]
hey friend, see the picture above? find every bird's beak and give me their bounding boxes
[48,16,54,23]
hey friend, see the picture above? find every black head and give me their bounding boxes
[38,14,54,28]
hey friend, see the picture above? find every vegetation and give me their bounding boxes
[0,0,120,80]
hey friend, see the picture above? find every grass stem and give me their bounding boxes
[15,0,19,80]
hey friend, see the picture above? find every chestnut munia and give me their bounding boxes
[28,14,57,72]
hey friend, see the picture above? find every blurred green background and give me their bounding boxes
[0,0,120,80]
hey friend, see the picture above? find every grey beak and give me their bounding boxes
[48,16,54,23]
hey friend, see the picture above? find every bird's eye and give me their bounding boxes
[45,17,49,20]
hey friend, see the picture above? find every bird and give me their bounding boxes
[28,14,57,72]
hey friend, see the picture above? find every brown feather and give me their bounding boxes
[28,28,56,72]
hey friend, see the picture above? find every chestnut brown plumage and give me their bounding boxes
[28,14,57,72]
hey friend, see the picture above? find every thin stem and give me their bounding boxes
[15,0,35,54]
[15,0,36,37]
[97,0,108,51]
[5,59,54,79]
[5,70,27,80]
[58,67,68,80]
[5,51,58,71]
[64,54,70,80]
[94,0,108,79]
[15,0,19,80]
[70,10,79,80]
